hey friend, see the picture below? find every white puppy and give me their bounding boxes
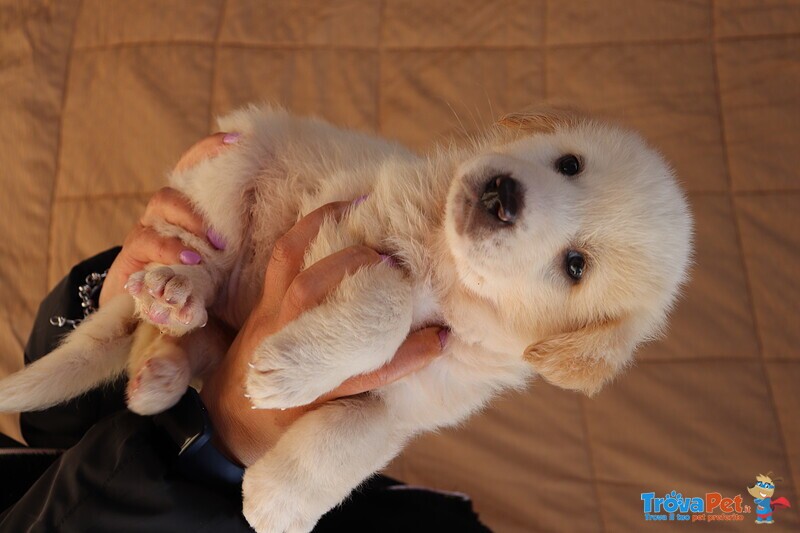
[0,105,692,532]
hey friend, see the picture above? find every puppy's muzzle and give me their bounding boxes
[480,175,519,225]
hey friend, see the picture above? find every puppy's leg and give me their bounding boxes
[127,264,216,336]
[0,296,135,413]
[126,320,230,415]
[246,262,413,409]
[243,397,406,533]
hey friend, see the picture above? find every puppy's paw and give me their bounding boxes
[245,340,333,410]
[245,365,324,411]
[242,468,319,533]
[127,354,191,415]
[127,267,208,336]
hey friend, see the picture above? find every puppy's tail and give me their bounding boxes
[0,295,136,413]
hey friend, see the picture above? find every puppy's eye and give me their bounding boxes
[565,250,586,281]
[556,154,581,177]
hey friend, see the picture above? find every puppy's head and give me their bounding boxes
[444,107,693,396]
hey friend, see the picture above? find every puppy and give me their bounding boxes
[0,105,693,532]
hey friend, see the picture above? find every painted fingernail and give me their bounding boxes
[207,228,226,250]
[379,254,398,267]
[179,250,202,265]
[352,194,369,206]
[223,132,241,144]
[438,328,450,349]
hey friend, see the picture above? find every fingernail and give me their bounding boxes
[438,328,450,349]
[207,228,226,250]
[179,250,202,265]
[379,254,398,267]
[244,393,251,398]
[352,194,369,206]
[248,361,256,369]
[223,132,241,144]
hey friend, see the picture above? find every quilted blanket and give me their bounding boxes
[1,1,798,530]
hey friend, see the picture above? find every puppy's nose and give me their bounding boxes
[480,175,519,224]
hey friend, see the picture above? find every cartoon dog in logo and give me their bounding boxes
[747,473,791,524]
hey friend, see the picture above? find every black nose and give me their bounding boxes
[480,175,519,224]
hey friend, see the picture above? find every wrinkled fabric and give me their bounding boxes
[1,2,799,531]
[0,249,491,533]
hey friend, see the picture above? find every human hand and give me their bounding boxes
[200,201,449,467]
[99,132,241,307]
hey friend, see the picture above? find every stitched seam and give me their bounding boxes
[640,356,790,364]
[578,396,607,532]
[45,0,84,291]
[67,30,800,55]
[375,0,385,133]
[54,189,800,202]
[55,191,158,202]
[542,0,549,97]
[689,189,800,196]
[207,0,230,132]
[710,0,799,510]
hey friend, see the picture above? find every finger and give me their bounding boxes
[174,132,240,173]
[121,226,202,276]
[140,187,207,239]
[277,245,384,326]
[261,201,353,311]
[317,327,448,402]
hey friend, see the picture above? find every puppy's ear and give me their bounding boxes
[497,106,584,135]
[524,317,636,397]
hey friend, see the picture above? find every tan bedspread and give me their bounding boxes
[1,1,799,531]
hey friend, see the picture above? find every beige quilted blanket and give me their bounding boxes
[1,1,799,531]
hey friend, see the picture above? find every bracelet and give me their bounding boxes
[153,387,245,489]
[50,270,108,329]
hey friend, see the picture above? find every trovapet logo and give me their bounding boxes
[641,490,748,523]
[641,472,792,525]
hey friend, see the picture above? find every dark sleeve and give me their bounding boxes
[21,247,128,449]
[2,404,490,533]
[7,249,491,533]
[1,407,254,533]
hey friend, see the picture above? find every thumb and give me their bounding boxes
[173,131,241,173]
[318,326,449,401]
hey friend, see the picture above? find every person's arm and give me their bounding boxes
[20,134,237,449]
[3,135,486,532]
[0,200,454,533]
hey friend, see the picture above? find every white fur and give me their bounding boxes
[0,104,692,532]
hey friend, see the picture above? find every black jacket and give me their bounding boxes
[0,249,490,532]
